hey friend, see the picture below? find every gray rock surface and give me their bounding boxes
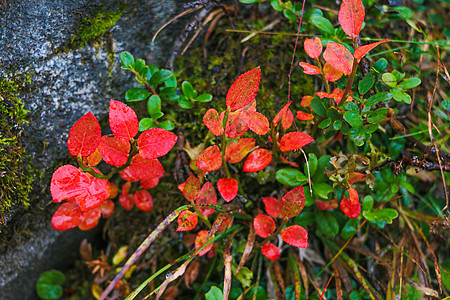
[0,0,190,298]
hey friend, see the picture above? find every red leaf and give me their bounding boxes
[301,95,313,109]
[317,199,338,210]
[272,102,292,127]
[50,165,92,203]
[128,154,165,180]
[240,111,269,135]
[51,201,84,231]
[225,138,255,163]
[304,37,323,59]
[108,182,118,199]
[261,243,280,261]
[242,148,272,172]
[98,135,130,166]
[282,109,294,130]
[78,206,101,231]
[323,43,354,75]
[223,111,249,138]
[226,67,261,111]
[196,145,222,172]
[141,177,160,189]
[75,177,110,212]
[119,194,134,210]
[134,189,153,211]
[263,197,283,218]
[299,62,321,75]
[279,132,314,152]
[177,210,198,231]
[253,214,276,238]
[281,225,309,248]
[340,188,360,218]
[119,166,140,182]
[183,174,201,202]
[195,230,214,256]
[109,100,139,141]
[217,178,238,202]
[348,172,366,185]
[354,39,389,60]
[138,128,178,159]
[121,182,132,196]
[67,112,101,157]
[203,109,224,136]
[295,111,314,121]
[100,199,115,218]
[323,62,343,82]
[196,182,217,217]
[281,186,306,218]
[338,0,365,38]
[315,91,334,99]
[280,155,299,167]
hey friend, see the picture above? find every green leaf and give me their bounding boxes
[157,120,175,131]
[362,195,374,211]
[312,155,331,183]
[344,102,360,113]
[305,153,318,176]
[36,284,63,300]
[326,107,340,120]
[441,259,450,292]
[391,88,412,104]
[147,95,162,118]
[366,123,379,133]
[394,6,414,19]
[178,97,194,109]
[398,77,421,89]
[313,183,333,199]
[147,65,159,79]
[139,118,154,131]
[340,218,359,240]
[283,8,298,21]
[442,100,450,110]
[182,81,195,98]
[319,118,331,128]
[392,70,405,81]
[149,69,172,87]
[366,92,392,106]
[165,74,177,88]
[362,210,375,222]
[311,97,327,117]
[247,286,268,300]
[295,211,315,226]
[333,120,342,130]
[134,59,145,73]
[159,87,179,103]
[344,111,363,127]
[311,15,335,36]
[240,0,264,3]
[205,286,223,300]
[196,93,213,102]
[236,266,253,288]
[270,0,284,11]
[367,108,389,123]
[276,168,307,186]
[358,71,375,95]
[316,211,339,237]
[373,58,388,73]
[382,73,397,88]
[37,270,66,285]
[372,208,398,224]
[120,51,134,68]
[125,88,150,102]
[348,127,366,146]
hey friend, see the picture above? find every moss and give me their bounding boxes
[0,73,34,218]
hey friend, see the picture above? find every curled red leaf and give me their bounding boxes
[304,37,323,59]
[51,201,84,231]
[281,225,309,248]
[226,67,261,111]
[196,145,222,172]
[253,214,276,238]
[109,100,139,141]
[279,132,314,152]
[340,188,360,218]
[217,178,238,202]
[100,199,115,218]
[281,186,306,218]
[299,62,321,75]
[261,243,280,261]
[242,148,272,172]
[196,182,217,217]
[137,127,178,159]
[354,39,389,60]
[323,42,354,75]
[348,172,367,185]
[272,102,292,127]
[195,230,214,256]
[78,206,101,231]
[67,112,101,157]
[177,210,198,231]
[98,135,130,167]
[203,108,224,136]
[301,95,313,109]
[295,111,314,121]
[134,189,153,211]
[119,194,134,210]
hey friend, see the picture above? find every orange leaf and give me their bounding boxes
[100,199,115,218]
[282,108,294,130]
[225,138,255,163]
[281,225,309,248]
[295,111,314,121]
[195,230,214,256]
[203,108,224,136]
[317,199,338,210]
[253,214,276,238]
[242,148,272,172]
[300,95,313,109]
[272,101,292,127]
[196,182,217,217]
[323,62,343,82]
[299,62,321,75]
[67,112,101,157]
[263,197,283,218]
[354,39,389,60]
[338,0,365,38]
[226,67,261,111]
[98,135,130,167]
[279,155,299,167]
[137,128,178,159]
[223,111,249,138]
[196,145,222,172]
[177,210,198,231]
[109,100,139,141]
[323,42,353,75]
[240,111,269,135]
[84,148,102,167]
[281,186,305,218]
[304,37,322,59]
[128,154,165,180]
[348,172,366,185]
[78,206,101,231]
[51,201,84,231]
[183,174,201,202]
[217,178,238,202]
[279,132,314,152]
[261,243,280,260]
[340,188,360,218]
[134,189,153,211]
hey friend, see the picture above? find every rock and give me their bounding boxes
[0,0,189,298]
